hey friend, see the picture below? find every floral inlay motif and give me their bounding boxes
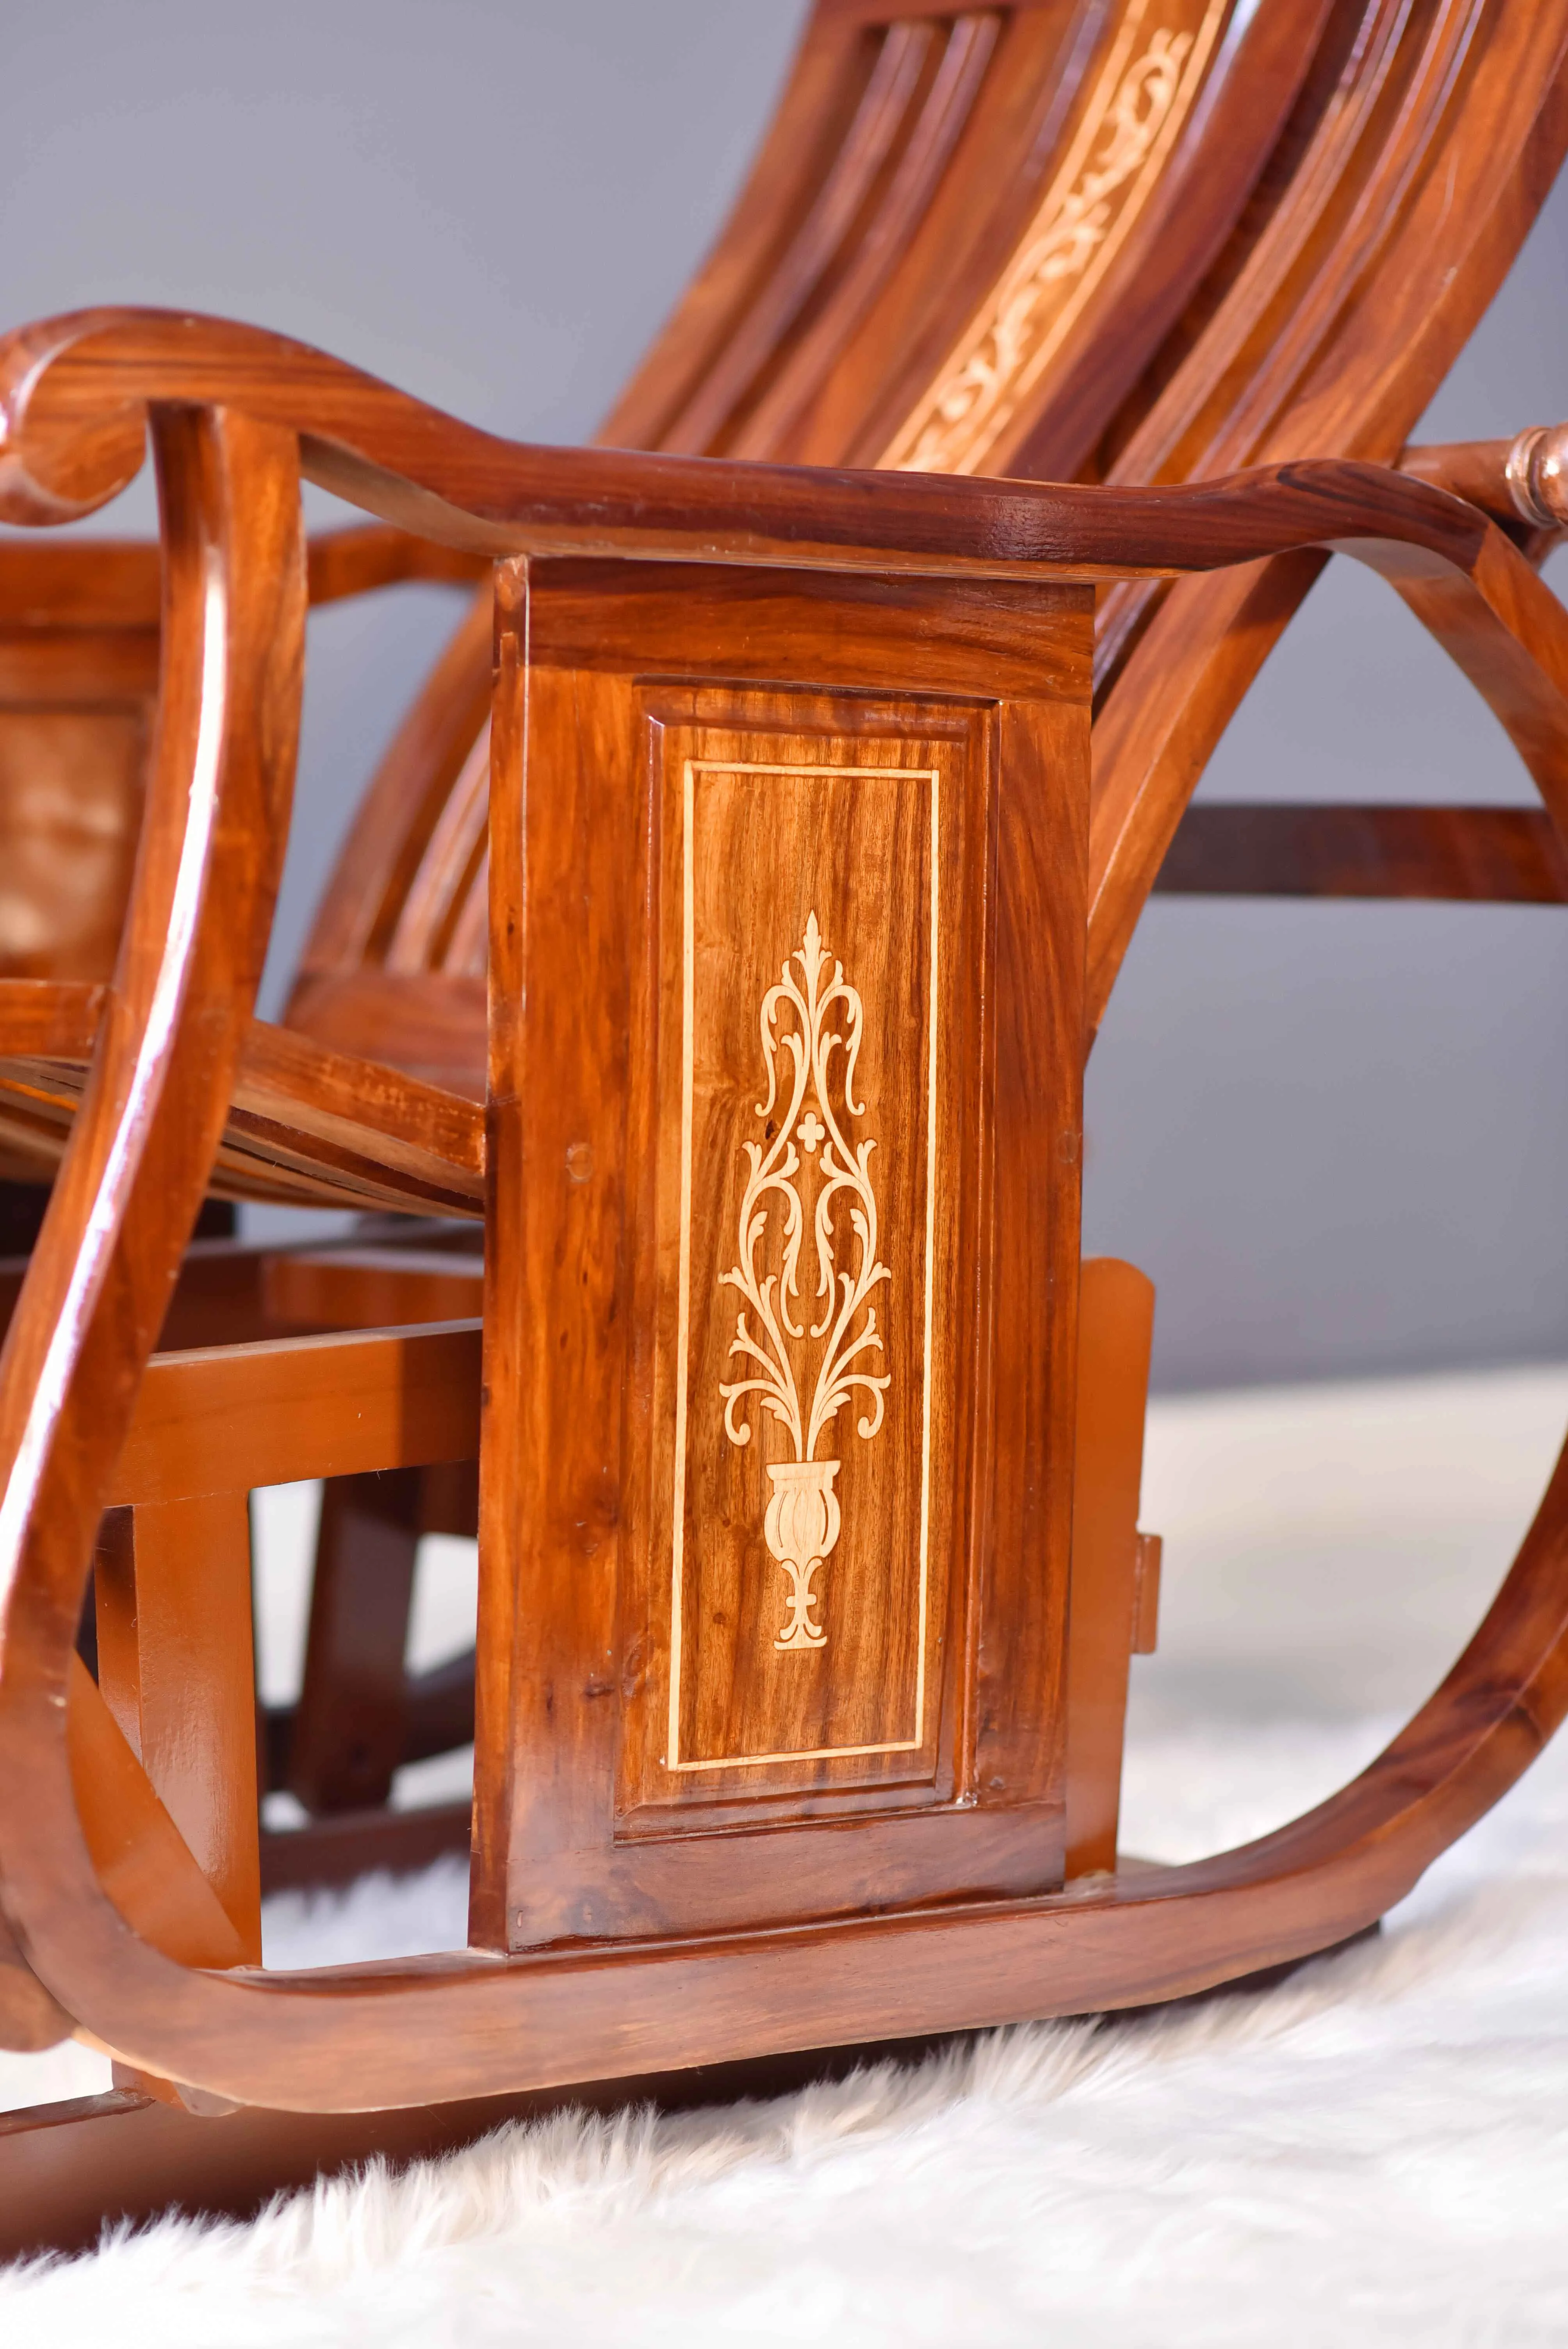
[890,24,1197,475]
[719,911,890,1649]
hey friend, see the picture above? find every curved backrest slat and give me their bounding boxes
[290,0,1568,1065]
[1087,0,1568,1023]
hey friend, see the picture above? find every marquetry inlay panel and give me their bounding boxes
[617,702,989,1825]
[881,0,1228,477]
[713,900,898,1665]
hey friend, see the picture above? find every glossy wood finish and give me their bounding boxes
[4,1231,483,1832]
[81,0,1538,1187]
[0,1312,483,2044]
[64,1653,249,1973]
[93,1493,261,1954]
[0,1899,71,2054]
[604,0,1333,479]
[116,1315,480,1901]
[0,2025,1003,2267]
[0,500,481,1310]
[0,985,483,1210]
[0,712,146,985]
[287,592,493,1079]
[1402,420,1568,544]
[1065,1258,1156,1878]
[0,537,158,1052]
[477,556,1088,1950]
[9,2,1563,1106]
[0,522,481,1017]
[65,1644,246,1973]
[286,1470,425,1815]
[258,1798,472,1895]
[262,1242,482,1330]
[113,1319,481,1502]
[6,314,1552,581]
[2,0,1568,2172]
[259,0,1568,1965]
[0,397,307,2067]
[4,310,1568,2113]
[1085,0,1568,1028]
[1154,804,1568,901]
[282,0,1568,1115]
[5,1224,465,1355]
[9,327,1568,982]
[1130,1531,1161,1656]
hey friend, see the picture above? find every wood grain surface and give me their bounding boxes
[2,0,1568,2148]
[476,559,1089,1948]
[2,356,1568,2110]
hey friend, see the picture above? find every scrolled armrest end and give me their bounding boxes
[0,308,161,526]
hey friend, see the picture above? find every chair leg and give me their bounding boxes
[1064,1259,1157,1879]
[93,1496,262,1954]
[91,1495,263,2108]
[285,1469,422,1814]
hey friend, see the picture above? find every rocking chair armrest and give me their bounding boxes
[1400,424,1568,539]
[0,304,1508,585]
[13,304,1568,1100]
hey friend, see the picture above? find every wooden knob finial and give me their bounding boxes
[1505,423,1568,528]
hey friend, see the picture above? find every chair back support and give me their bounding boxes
[0,547,158,999]
[290,0,1568,1071]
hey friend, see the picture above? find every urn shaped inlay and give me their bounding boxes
[718,911,891,1651]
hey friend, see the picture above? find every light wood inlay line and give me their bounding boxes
[717,905,892,1654]
[882,0,1228,475]
[666,759,941,1773]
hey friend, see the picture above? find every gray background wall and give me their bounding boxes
[5,0,1567,1392]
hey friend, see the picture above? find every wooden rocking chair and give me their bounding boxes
[5,0,1568,2257]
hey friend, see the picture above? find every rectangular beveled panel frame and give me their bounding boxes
[626,711,980,1821]
[476,559,1091,1953]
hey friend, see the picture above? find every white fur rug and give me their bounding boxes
[4,1366,1568,2344]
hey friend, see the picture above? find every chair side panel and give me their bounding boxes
[474,558,1090,1951]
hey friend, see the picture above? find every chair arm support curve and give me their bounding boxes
[1401,422,1568,540]
[0,305,1516,585]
